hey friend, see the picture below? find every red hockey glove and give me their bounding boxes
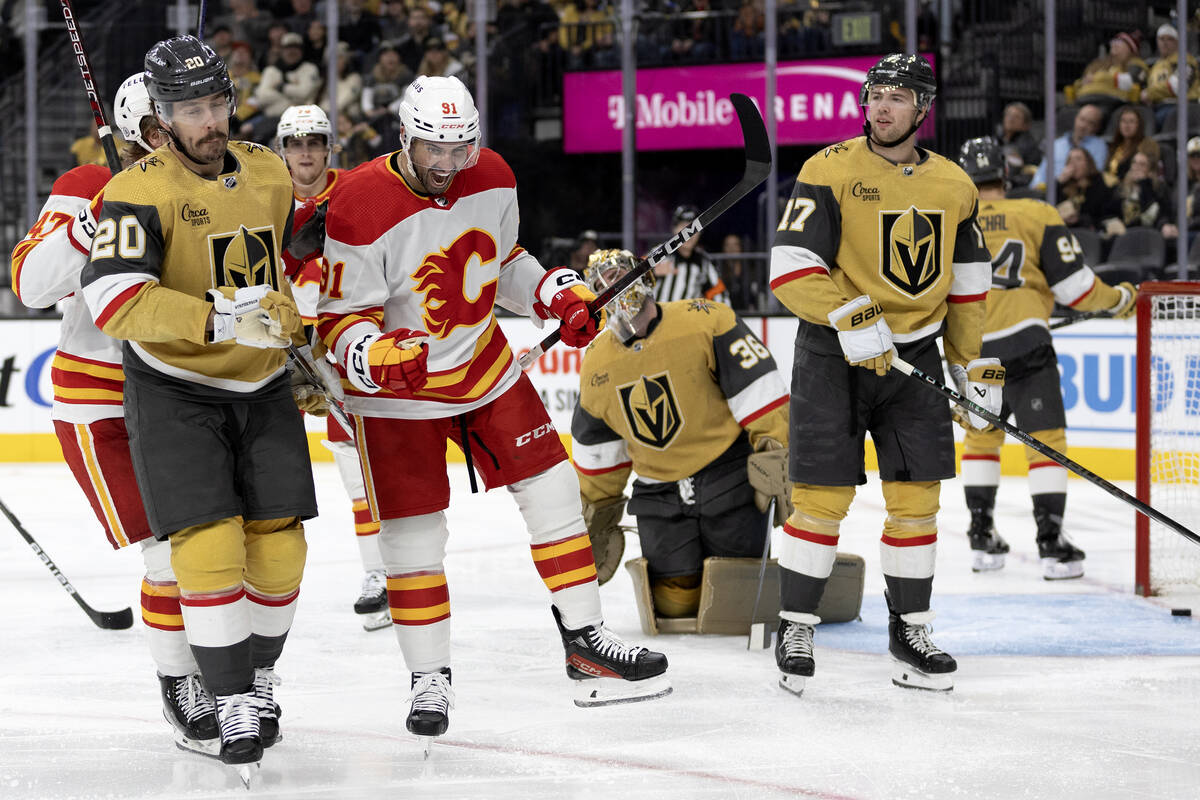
[282,199,327,278]
[345,328,429,396]
[534,267,607,348]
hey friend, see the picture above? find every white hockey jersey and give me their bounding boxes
[317,149,550,419]
[10,164,123,424]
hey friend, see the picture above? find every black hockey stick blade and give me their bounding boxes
[1,497,134,630]
[891,355,1200,548]
[520,93,771,368]
[1049,309,1113,330]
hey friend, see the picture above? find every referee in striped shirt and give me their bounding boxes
[653,205,727,304]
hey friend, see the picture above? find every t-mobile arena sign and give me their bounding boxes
[563,54,936,153]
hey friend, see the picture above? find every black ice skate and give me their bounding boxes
[355,570,391,631]
[1038,533,1086,580]
[212,691,265,787]
[159,672,219,755]
[407,667,454,758]
[775,619,815,697]
[252,666,282,747]
[967,514,1009,573]
[552,605,671,707]
[888,612,956,691]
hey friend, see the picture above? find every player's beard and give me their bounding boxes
[191,130,229,164]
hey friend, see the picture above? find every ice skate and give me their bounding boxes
[407,667,453,758]
[888,611,956,691]
[1038,533,1085,580]
[206,691,264,787]
[551,606,671,707]
[775,619,815,697]
[159,672,219,756]
[967,514,1009,572]
[354,569,388,614]
[252,666,282,747]
[361,610,391,631]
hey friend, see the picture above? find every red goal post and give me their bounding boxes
[1135,280,1200,597]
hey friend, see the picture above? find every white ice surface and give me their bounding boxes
[2,463,1199,800]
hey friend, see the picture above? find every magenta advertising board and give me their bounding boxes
[563,54,936,153]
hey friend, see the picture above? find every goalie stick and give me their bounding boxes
[1,497,134,630]
[519,92,771,369]
[891,355,1200,548]
[60,0,122,175]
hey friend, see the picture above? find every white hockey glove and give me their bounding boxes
[208,284,298,349]
[828,295,896,376]
[68,201,99,254]
[949,358,1006,431]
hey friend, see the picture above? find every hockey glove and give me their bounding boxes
[345,327,429,396]
[828,295,896,376]
[282,199,327,278]
[287,343,331,416]
[949,358,1006,431]
[534,267,607,348]
[582,495,627,585]
[67,198,100,255]
[208,285,300,349]
[1108,281,1137,319]
[747,437,793,528]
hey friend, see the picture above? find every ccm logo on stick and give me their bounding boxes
[515,423,555,446]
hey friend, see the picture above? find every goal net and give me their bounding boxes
[1136,281,1200,596]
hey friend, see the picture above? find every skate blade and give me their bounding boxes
[172,730,221,757]
[1042,558,1084,580]
[236,762,260,789]
[778,673,806,697]
[571,674,672,707]
[890,657,954,691]
[417,734,437,759]
[971,551,1005,572]
[362,610,391,631]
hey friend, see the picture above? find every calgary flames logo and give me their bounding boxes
[411,229,499,339]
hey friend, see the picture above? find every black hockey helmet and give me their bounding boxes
[144,35,235,112]
[958,137,1007,184]
[859,53,937,111]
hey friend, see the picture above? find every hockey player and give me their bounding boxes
[317,75,670,743]
[768,54,998,694]
[652,204,727,303]
[81,36,316,770]
[9,72,219,753]
[956,137,1137,579]
[572,248,790,619]
[275,105,388,623]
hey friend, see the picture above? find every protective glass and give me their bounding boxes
[406,137,480,173]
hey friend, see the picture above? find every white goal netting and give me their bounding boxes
[1142,289,1200,594]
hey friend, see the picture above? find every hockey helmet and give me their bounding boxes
[275,104,332,156]
[672,204,700,226]
[113,72,155,150]
[584,248,655,343]
[397,75,480,172]
[144,35,235,121]
[859,53,937,111]
[958,137,1007,185]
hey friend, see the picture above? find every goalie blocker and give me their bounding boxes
[624,553,864,637]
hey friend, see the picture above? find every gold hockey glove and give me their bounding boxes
[747,437,793,527]
[582,495,627,585]
[1109,281,1137,319]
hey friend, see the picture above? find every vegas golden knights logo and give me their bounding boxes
[210,225,279,289]
[879,207,943,296]
[617,373,683,449]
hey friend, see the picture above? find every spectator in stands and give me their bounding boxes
[417,36,468,82]
[336,112,383,169]
[1186,137,1200,228]
[1068,31,1148,117]
[339,0,382,55]
[229,42,263,127]
[207,25,235,62]
[667,0,718,63]
[360,44,413,139]
[1032,103,1107,189]
[319,41,364,122]
[379,0,410,44]
[69,121,112,167]
[1055,146,1124,236]
[720,232,759,312]
[398,6,437,73]
[496,0,560,56]
[527,24,565,105]
[730,1,765,61]
[560,0,613,69]
[239,31,323,142]
[1145,24,1200,127]
[305,19,328,66]
[286,0,318,35]
[569,230,600,276]
[215,0,271,57]
[261,20,292,70]
[1119,150,1179,239]
[994,101,1041,187]
[1105,105,1160,182]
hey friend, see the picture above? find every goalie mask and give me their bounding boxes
[585,248,654,342]
[397,75,480,194]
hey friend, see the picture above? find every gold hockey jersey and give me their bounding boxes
[769,136,992,367]
[81,141,299,395]
[976,196,1122,362]
[571,299,789,503]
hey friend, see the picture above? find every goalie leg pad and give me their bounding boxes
[623,558,697,635]
[651,574,701,618]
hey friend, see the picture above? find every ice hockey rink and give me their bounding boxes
[2,461,1199,800]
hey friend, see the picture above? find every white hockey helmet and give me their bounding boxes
[397,75,480,172]
[113,72,155,150]
[275,104,333,155]
[584,248,654,343]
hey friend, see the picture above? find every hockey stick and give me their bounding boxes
[519,92,771,369]
[286,343,354,437]
[197,0,209,39]
[1049,309,1113,330]
[0,497,134,630]
[60,0,122,175]
[891,355,1200,548]
[746,508,774,650]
